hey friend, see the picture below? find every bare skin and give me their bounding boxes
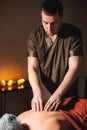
[18,110,74,130]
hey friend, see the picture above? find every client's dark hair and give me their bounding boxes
[41,0,63,17]
[0,113,22,130]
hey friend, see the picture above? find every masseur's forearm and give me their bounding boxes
[56,56,82,98]
[56,67,78,98]
[27,57,42,96]
[28,66,42,96]
[28,57,44,111]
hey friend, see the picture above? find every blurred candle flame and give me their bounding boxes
[0,78,25,91]
[17,78,25,85]
[1,80,6,86]
[7,80,13,86]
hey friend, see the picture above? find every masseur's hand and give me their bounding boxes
[44,92,61,111]
[31,94,44,111]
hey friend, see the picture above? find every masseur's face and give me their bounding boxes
[41,10,62,37]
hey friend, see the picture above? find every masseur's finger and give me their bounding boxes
[36,100,44,111]
[44,97,61,111]
[54,100,61,111]
[31,98,44,111]
[48,101,57,111]
[44,101,52,111]
[31,98,36,111]
[35,100,40,111]
[31,97,38,111]
[44,101,59,111]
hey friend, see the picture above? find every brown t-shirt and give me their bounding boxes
[27,23,83,97]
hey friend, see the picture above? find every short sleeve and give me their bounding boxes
[27,30,38,57]
[69,30,83,57]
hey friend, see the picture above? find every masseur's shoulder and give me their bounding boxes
[60,22,82,38]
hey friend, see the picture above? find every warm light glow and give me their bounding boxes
[20,85,25,89]
[17,78,25,85]
[8,86,13,91]
[0,78,25,91]
[7,80,13,86]
[1,87,5,91]
[1,80,6,86]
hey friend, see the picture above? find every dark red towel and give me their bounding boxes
[59,97,87,130]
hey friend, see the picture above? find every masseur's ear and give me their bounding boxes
[22,123,30,130]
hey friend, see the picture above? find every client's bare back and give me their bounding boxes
[18,110,74,130]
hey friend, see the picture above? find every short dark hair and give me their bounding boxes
[41,0,63,17]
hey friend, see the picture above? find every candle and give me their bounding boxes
[1,80,6,86]
[7,80,13,86]
[17,78,25,85]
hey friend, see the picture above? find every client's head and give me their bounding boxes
[0,113,23,130]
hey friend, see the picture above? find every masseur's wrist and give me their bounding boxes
[54,89,62,100]
[58,94,62,100]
